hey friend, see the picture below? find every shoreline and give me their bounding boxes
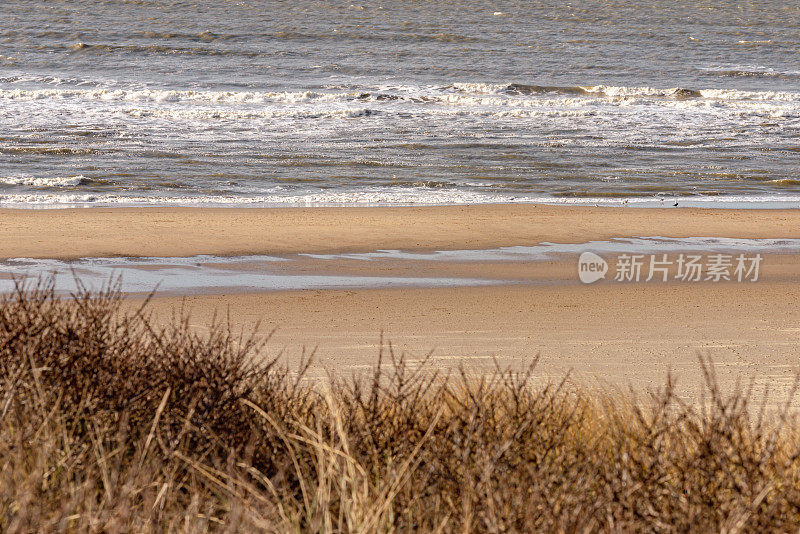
[3,197,800,211]
[1,204,800,260]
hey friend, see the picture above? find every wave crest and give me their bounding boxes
[0,175,88,187]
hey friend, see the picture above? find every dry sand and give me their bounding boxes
[1,204,800,259]
[135,260,800,405]
[2,204,799,404]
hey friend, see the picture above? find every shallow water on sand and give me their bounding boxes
[2,237,798,295]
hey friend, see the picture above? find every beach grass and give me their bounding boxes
[2,280,800,532]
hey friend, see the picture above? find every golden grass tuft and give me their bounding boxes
[1,279,800,532]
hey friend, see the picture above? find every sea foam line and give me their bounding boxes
[1,191,800,209]
[2,84,800,105]
[0,176,87,187]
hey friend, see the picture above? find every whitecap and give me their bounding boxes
[0,175,87,187]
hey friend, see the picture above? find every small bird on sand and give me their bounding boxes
[673,201,679,207]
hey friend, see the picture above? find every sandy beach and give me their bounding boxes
[2,204,799,404]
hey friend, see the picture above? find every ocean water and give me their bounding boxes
[2,0,800,207]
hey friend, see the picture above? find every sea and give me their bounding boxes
[2,0,800,207]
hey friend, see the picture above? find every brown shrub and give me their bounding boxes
[1,279,799,532]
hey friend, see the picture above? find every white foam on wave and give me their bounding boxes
[451,82,510,95]
[8,96,795,126]
[2,83,799,107]
[699,65,800,78]
[0,188,513,206]
[0,175,87,187]
[581,85,800,104]
[2,81,799,130]
[120,105,378,120]
[698,88,800,102]
[0,71,122,88]
[0,87,353,105]
[582,85,692,98]
[451,82,800,103]
[1,190,800,209]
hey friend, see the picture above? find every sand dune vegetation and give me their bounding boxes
[2,280,800,533]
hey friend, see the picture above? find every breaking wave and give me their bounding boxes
[0,176,88,187]
[2,82,799,106]
[700,66,800,79]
